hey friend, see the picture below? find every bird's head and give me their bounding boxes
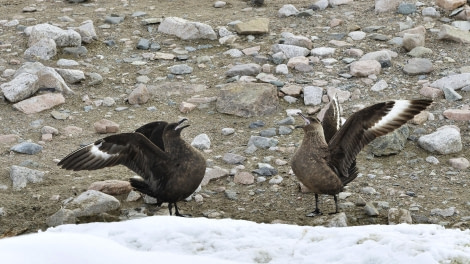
[165,118,190,137]
[295,112,321,130]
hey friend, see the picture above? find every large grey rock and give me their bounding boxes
[24,38,57,60]
[13,62,74,95]
[74,20,97,44]
[158,17,217,40]
[225,63,261,77]
[9,165,45,190]
[216,83,279,117]
[418,126,462,154]
[54,69,85,83]
[248,136,278,149]
[283,34,313,49]
[438,24,470,44]
[66,190,120,218]
[223,153,246,164]
[169,64,193,75]
[191,133,211,150]
[47,190,120,227]
[403,58,433,75]
[1,73,39,103]
[303,86,323,106]
[327,212,348,227]
[10,142,43,154]
[26,23,81,47]
[350,60,381,77]
[271,44,310,58]
[368,125,409,156]
[403,33,425,51]
[201,167,229,186]
[359,50,394,65]
[430,73,470,90]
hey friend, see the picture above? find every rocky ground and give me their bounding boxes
[1,0,470,237]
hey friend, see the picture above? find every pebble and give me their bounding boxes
[10,142,43,155]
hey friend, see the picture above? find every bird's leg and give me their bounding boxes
[328,195,339,215]
[174,203,191,217]
[168,203,174,216]
[306,193,323,217]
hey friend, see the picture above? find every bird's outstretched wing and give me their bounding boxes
[58,132,170,180]
[328,99,431,179]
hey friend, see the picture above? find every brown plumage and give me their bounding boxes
[58,119,206,216]
[291,98,432,216]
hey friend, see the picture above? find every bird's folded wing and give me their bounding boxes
[134,121,168,150]
[58,132,170,180]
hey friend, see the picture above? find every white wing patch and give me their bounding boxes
[90,143,116,160]
[371,100,410,130]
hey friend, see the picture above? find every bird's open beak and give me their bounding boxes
[175,118,190,130]
[297,112,311,125]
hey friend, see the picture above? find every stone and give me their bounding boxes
[419,86,443,99]
[54,69,85,83]
[418,126,462,154]
[430,73,470,90]
[158,17,217,40]
[46,208,76,227]
[26,23,81,47]
[436,0,466,10]
[223,153,246,164]
[368,125,409,156]
[87,72,103,85]
[275,64,289,75]
[224,49,243,57]
[269,175,283,184]
[137,38,150,50]
[216,83,279,117]
[422,7,440,17]
[247,136,278,149]
[13,93,65,114]
[93,119,119,134]
[311,47,336,57]
[443,109,470,121]
[371,79,388,91]
[13,62,74,94]
[403,58,433,75]
[234,171,254,185]
[438,25,470,44]
[431,207,456,217]
[278,4,299,17]
[105,16,125,24]
[364,203,379,216]
[53,190,121,223]
[310,0,329,10]
[287,56,309,69]
[271,44,310,58]
[359,50,393,66]
[24,38,57,60]
[169,64,193,75]
[179,102,197,113]
[225,63,261,77]
[408,46,433,57]
[201,167,229,186]
[303,86,323,106]
[348,31,366,41]
[88,180,132,195]
[426,156,439,165]
[191,133,211,150]
[75,20,97,44]
[350,60,381,77]
[403,33,425,51]
[1,73,39,103]
[442,86,462,101]
[283,35,313,49]
[221,128,235,136]
[388,208,412,224]
[451,21,470,32]
[397,3,416,15]
[260,128,276,137]
[9,165,44,190]
[448,157,470,170]
[374,0,401,13]
[234,18,269,35]
[128,84,150,105]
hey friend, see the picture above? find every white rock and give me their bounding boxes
[158,17,217,40]
[418,126,462,154]
[348,31,366,40]
[303,86,323,106]
[278,4,299,17]
[9,165,45,190]
[27,23,81,47]
[310,47,335,57]
[24,38,57,60]
[1,72,39,103]
[191,133,211,150]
